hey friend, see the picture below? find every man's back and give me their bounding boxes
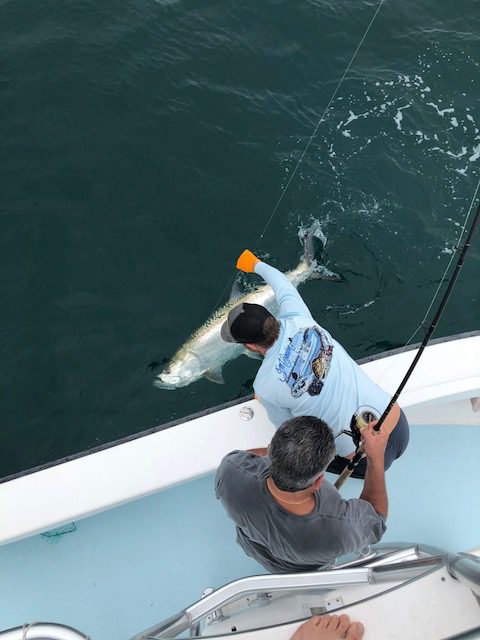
[249,262,391,456]
[215,450,386,573]
[254,318,391,456]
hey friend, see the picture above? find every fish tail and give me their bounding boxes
[298,219,327,265]
[298,219,340,281]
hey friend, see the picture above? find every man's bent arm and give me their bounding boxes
[359,423,389,518]
[255,262,313,319]
[359,460,388,519]
[380,402,400,436]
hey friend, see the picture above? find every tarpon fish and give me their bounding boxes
[154,220,339,390]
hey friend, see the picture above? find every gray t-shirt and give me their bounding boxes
[215,451,386,573]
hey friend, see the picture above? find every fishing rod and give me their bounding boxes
[335,196,480,490]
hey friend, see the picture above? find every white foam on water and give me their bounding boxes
[446,147,467,159]
[469,144,480,162]
[447,218,462,227]
[357,139,372,153]
[344,111,359,126]
[339,300,375,316]
[394,112,402,130]
[394,104,411,131]
[415,131,431,143]
[326,300,375,316]
[426,102,455,116]
[317,51,478,193]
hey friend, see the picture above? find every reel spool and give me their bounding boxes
[355,405,380,430]
[348,405,380,449]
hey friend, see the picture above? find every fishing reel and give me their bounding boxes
[336,405,380,450]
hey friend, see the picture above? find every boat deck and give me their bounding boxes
[1,423,479,639]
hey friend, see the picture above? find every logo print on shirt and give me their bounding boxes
[275,327,333,398]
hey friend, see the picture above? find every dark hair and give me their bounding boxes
[269,416,336,491]
[255,316,280,348]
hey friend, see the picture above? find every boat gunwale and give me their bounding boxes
[2,330,479,486]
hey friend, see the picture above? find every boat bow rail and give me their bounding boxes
[130,543,480,639]
[0,622,89,640]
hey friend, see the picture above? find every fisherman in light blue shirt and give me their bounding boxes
[220,250,409,477]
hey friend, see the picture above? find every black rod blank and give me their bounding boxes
[335,200,480,489]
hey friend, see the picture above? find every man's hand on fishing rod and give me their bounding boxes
[359,422,389,519]
[361,421,389,463]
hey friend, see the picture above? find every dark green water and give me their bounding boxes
[1,0,479,478]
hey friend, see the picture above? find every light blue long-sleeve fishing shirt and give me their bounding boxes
[253,261,391,456]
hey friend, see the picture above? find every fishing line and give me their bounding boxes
[335,179,480,489]
[207,272,240,318]
[362,174,480,394]
[405,178,480,347]
[257,0,386,242]
[209,0,386,316]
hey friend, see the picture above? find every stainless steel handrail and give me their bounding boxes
[448,553,480,594]
[329,543,423,569]
[131,612,191,640]
[0,623,89,640]
[132,547,447,639]
[130,569,371,640]
[183,568,371,620]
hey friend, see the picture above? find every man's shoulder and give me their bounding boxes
[215,451,268,504]
[216,450,268,482]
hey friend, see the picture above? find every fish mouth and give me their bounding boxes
[153,372,189,390]
[154,372,187,389]
[154,351,202,390]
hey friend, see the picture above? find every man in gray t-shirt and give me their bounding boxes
[215,416,388,573]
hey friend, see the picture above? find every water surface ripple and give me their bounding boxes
[0,0,479,477]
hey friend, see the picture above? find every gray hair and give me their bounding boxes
[269,416,336,491]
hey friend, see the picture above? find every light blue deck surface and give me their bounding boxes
[1,424,479,639]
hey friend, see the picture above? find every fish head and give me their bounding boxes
[154,350,203,389]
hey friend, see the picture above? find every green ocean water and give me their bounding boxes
[1,0,479,478]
